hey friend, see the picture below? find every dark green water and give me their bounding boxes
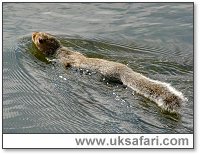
[3,3,193,133]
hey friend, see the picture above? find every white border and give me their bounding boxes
[3,134,194,148]
[0,0,197,2]
[1,0,198,153]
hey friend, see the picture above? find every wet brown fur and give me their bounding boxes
[32,32,186,112]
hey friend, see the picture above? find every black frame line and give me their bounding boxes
[1,1,195,149]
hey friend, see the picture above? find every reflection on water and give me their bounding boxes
[3,3,193,133]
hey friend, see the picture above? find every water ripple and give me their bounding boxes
[3,33,193,134]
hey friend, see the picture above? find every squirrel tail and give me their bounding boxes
[120,67,187,113]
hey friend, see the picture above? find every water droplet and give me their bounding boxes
[63,78,67,80]
[59,75,63,78]
[115,96,120,100]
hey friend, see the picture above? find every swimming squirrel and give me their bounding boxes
[32,32,187,113]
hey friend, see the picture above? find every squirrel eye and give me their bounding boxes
[39,38,44,44]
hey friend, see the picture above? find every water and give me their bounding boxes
[3,3,193,133]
